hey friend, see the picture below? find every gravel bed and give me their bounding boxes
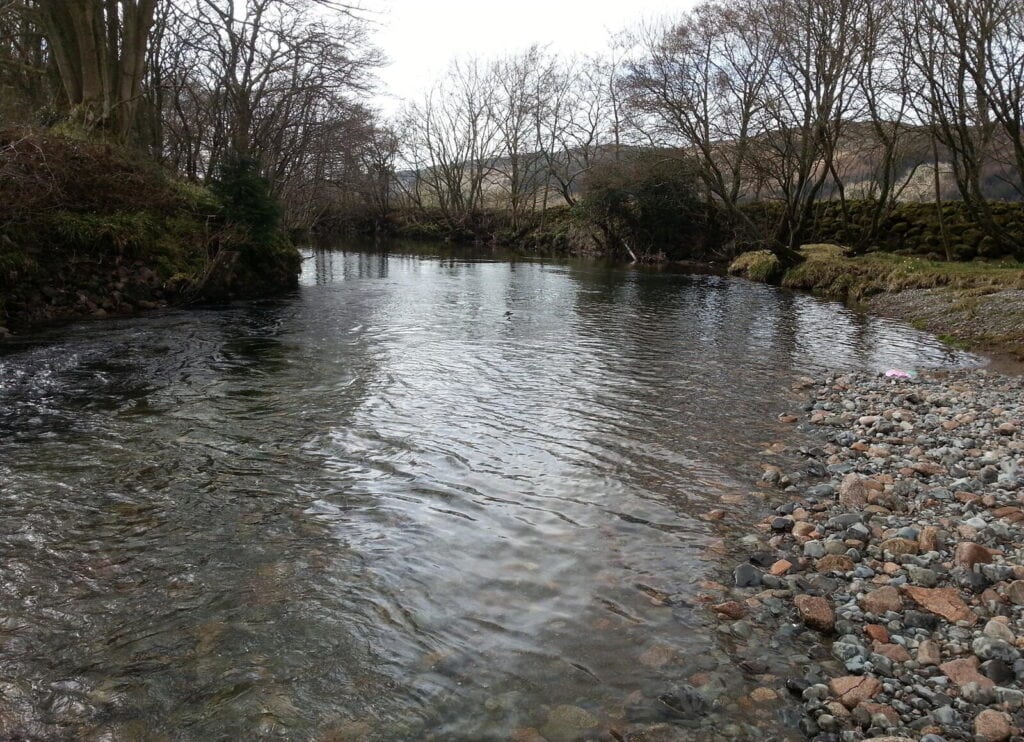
[718,369,1024,742]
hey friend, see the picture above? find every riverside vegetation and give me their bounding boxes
[5,1,1024,348]
[0,130,300,333]
[0,0,383,335]
[5,2,1024,740]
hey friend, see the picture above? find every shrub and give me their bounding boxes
[210,151,281,246]
[574,153,709,261]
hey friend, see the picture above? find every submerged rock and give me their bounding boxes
[539,705,599,742]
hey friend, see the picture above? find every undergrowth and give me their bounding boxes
[0,127,300,327]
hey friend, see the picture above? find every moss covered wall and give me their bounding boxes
[742,200,1024,261]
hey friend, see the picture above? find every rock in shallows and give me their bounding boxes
[733,563,762,587]
[712,601,747,620]
[794,594,835,633]
[750,687,778,703]
[829,675,882,709]
[540,705,598,742]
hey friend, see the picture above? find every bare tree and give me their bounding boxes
[0,0,55,125]
[535,50,622,207]
[398,58,502,229]
[489,45,550,228]
[753,0,870,252]
[845,0,920,247]
[142,0,382,228]
[624,1,780,248]
[902,0,1002,242]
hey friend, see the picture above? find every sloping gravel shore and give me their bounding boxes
[723,369,1024,742]
[866,289,1024,363]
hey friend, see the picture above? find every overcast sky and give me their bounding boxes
[370,0,693,114]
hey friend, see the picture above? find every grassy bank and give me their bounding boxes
[730,244,1024,359]
[0,130,300,333]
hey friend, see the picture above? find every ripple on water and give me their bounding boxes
[0,250,980,739]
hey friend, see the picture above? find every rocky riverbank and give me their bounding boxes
[718,368,1024,741]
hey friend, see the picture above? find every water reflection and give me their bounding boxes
[0,249,978,740]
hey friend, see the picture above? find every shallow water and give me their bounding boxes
[0,250,978,740]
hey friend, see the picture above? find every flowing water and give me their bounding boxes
[0,249,979,741]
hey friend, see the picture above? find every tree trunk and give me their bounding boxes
[37,0,157,138]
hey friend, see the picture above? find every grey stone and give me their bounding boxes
[804,540,826,559]
[981,659,1015,685]
[973,636,1020,663]
[905,566,939,587]
[733,563,762,588]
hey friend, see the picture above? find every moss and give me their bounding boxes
[50,211,162,252]
[168,179,221,214]
[728,250,783,282]
[737,200,1024,261]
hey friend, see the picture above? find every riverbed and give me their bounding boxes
[0,249,979,740]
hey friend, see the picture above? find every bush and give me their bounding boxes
[0,130,300,327]
[574,153,710,262]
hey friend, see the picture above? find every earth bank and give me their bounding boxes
[0,130,301,335]
[729,246,1024,361]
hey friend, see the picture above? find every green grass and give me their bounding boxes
[728,242,1024,359]
[937,334,971,350]
[779,244,1024,302]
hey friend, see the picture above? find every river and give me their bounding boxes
[0,248,978,740]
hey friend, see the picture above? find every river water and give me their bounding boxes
[0,249,977,741]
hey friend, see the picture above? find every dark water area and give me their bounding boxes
[0,248,979,740]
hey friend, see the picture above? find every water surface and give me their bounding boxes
[0,249,976,740]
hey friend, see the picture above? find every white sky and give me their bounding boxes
[369,0,693,114]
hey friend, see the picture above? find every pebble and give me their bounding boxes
[974,708,1013,741]
[715,370,1024,741]
[539,705,598,742]
[795,595,835,633]
[733,563,762,587]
